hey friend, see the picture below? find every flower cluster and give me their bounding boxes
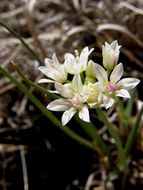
[38,41,140,125]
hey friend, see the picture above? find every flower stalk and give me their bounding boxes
[96,108,124,158]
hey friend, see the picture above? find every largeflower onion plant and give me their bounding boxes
[38,41,140,126]
[0,19,142,176]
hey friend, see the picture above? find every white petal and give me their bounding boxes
[78,106,90,122]
[86,60,96,78]
[116,89,130,98]
[64,53,76,64]
[39,63,67,83]
[41,69,59,81]
[94,63,108,85]
[52,53,60,65]
[79,47,94,71]
[102,94,114,109]
[117,78,140,90]
[48,70,65,83]
[44,58,53,67]
[105,99,114,109]
[110,40,121,50]
[55,83,73,98]
[48,90,59,94]
[72,74,82,93]
[38,78,54,83]
[62,107,76,125]
[89,48,94,54]
[47,99,70,111]
[110,63,123,84]
[79,47,88,68]
[39,66,49,77]
[64,53,77,74]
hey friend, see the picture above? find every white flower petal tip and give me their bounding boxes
[38,79,55,83]
[61,107,76,126]
[103,95,115,109]
[110,63,123,84]
[79,106,90,123]
[117,78,140,90]
[94,63,108,84]
[116,89,131,98]
[105,100,115,109]
[127,78,140,89]
[38,66,49,76]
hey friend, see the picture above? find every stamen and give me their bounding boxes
[107,83,117,93]
[71,96,80,107]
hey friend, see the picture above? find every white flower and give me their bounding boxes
[38,53,67,83]
[102,40,121,70]
[47,74,90,125]
[94,62,140,108]
[64,46,94,74]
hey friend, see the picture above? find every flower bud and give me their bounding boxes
[102,40,121,71]
[86,60,96,78]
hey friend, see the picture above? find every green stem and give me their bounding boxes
[126,89,135,118]
[13,63,59,99]
[120,105,143,171]
[115,97,128,127]
[0,67,95,150]
[96,108,124,159]
[125,105,143,155]
[75,115,120,173]
[0,20,43,65]
[75,115,110,155]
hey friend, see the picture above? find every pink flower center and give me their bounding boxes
[71,96,80,107]
[107,83,117,93]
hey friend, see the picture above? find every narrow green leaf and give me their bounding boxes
[74,115,110,155]
[125,105,143,156]
[74,115,119,173]
[115,97,129,127]
[126,89,135,117]
[119,105,143,171]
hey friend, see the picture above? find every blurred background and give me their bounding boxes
[0,0,143,190]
